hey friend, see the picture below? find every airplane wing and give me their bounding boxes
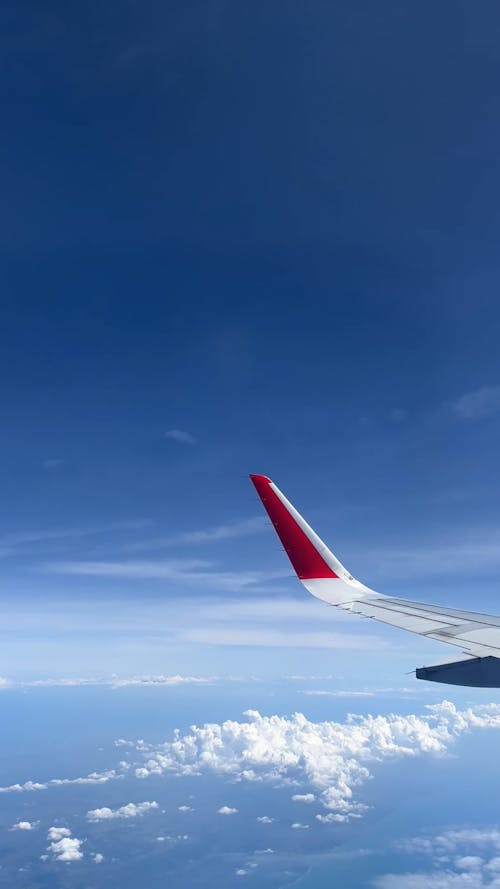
[250,473,500,687]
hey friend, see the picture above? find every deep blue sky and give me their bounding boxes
[2,1,500,677]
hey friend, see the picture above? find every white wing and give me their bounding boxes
[250,474,500,687]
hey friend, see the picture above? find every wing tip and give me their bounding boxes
[249,472,342,581]
[249,474,273,490]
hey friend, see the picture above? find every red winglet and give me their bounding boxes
[249,474,338,579]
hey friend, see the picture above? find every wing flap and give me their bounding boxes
[351,595,500,657]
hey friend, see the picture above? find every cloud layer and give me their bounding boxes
[4,700,500,850]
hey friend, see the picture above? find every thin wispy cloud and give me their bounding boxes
[0,520,150,552]
[0,595,397,665]
[375,868,489,888]
[361,529,500,580]
[42,458,64,470]
[42,519,500,594]
[451,385,500,420]
[183,627,387,650]
[44,557,287,592]
[0,768,121,794]
[390,408,408,423]
[397,828,500,856]
[300,689,375,697]
[164,428,196,445]
[0,596,340,633]
[24,674,213,688]
[128,516,266,552]
[377,827,500,888]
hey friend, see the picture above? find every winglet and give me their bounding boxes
[249,474,341,580]
[250,474,377,607]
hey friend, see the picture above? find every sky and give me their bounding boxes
[2,1,500,886]
[2,0,500,680]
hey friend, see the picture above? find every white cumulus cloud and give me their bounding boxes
[0,780,48,793]
[218,806,238,816]
[47,827,84,863]
[11,820,37,831]
[86,801,158,821]
[128,702,500,822]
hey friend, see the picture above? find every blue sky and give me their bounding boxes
[2,0,500,681]
[3,3,500,886]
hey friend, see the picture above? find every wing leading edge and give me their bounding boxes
[249,474,500,687]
